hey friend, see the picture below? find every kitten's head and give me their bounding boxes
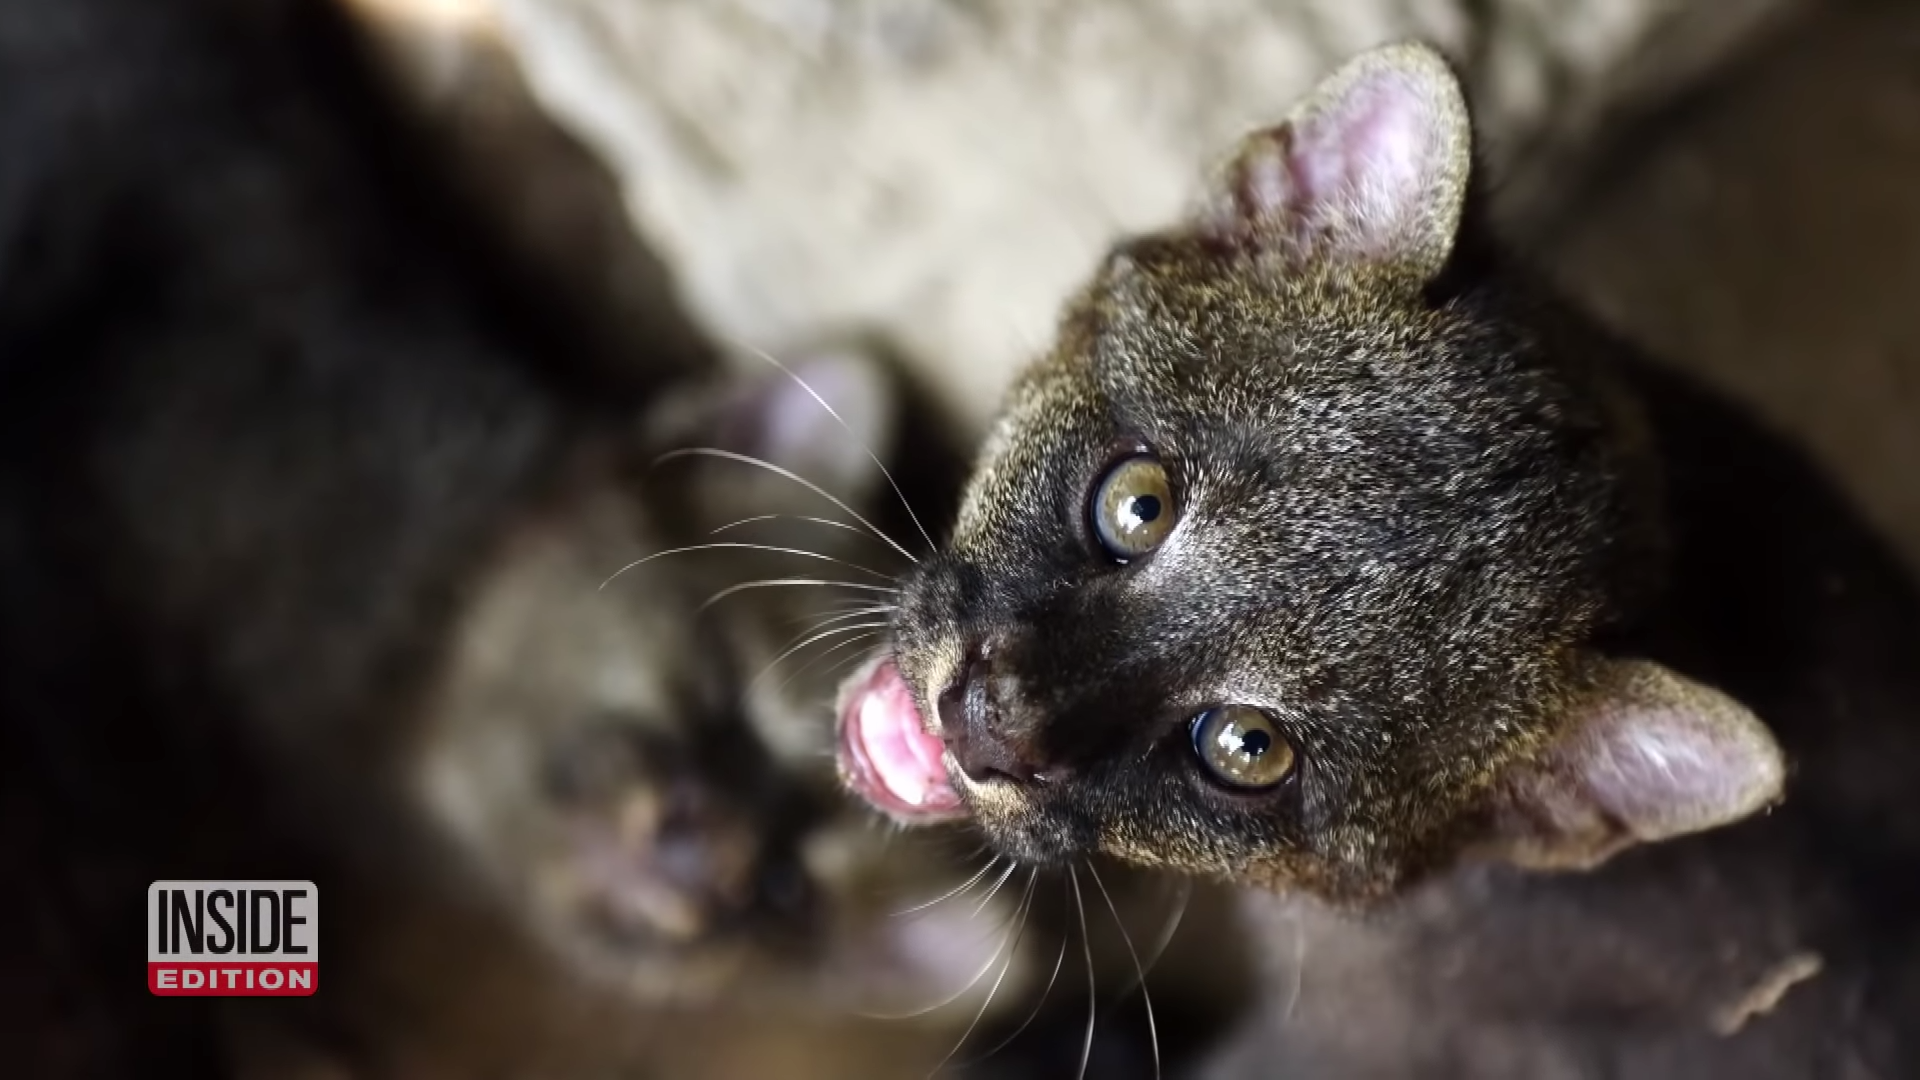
[413,350,1002,1005]
[415,484,813,998]
[837,43,1784,899]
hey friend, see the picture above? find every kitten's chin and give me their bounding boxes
[835,655,968,825]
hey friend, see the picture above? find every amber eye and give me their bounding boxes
[1089,454,1175,561]
[1190,706,1296,790]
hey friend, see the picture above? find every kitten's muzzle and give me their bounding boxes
[937,639,1049,785]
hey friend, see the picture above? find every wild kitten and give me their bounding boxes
[836,42,1920,1076]
[0,0,1023,1075]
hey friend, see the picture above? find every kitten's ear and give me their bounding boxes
[722,345,895,505]
[643,343,897,510]
[1480,657,1786,871]
[1195,42,1471,282]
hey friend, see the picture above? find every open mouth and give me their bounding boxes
[836,655,966,824]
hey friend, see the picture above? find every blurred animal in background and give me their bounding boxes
[0,0,1165,1076]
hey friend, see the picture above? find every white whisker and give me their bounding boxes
[860,878,1030,1021]
[710,513,869,541]
[713,512,913,561]
[750,621,890,689]
[772,630,884,695]
[1110,876,1190,1000]
[785,600,895,631]
[601,541,895,591]
[655,447,918,564]
[954,873,1070,1069]
[733,341,939,556]
[698,577,898,614]
[795,606,895,636]
[1069,865,1096,1080]
[927,870,1040,1079]
[1283,907,1306,1024]
[817,648,881,689]
[1087,861,1160,1080]
[892,857,1002,919]
[969,860,1020,918]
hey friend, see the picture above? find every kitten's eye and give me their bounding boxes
[1089,454,1175,561]
[1190,706,1296,790]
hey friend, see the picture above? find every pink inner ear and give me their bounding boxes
[1229,71,1442,258]
[1583,711,1721,822]
[1568,700,1781,840]
[758,369,842,467]
[728,352,890,496]
[1289,78,1428,220]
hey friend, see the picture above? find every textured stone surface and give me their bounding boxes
[478,0,1795,429]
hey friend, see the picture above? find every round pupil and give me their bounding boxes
[1233,727,1271,759]
[1192,706,1295,790]
[1091,455,1175,561]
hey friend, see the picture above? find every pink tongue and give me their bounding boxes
[840,657,963,819]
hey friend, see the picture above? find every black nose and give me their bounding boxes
[936,641,1046,785]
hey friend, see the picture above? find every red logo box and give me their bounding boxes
[148,881,317,997]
